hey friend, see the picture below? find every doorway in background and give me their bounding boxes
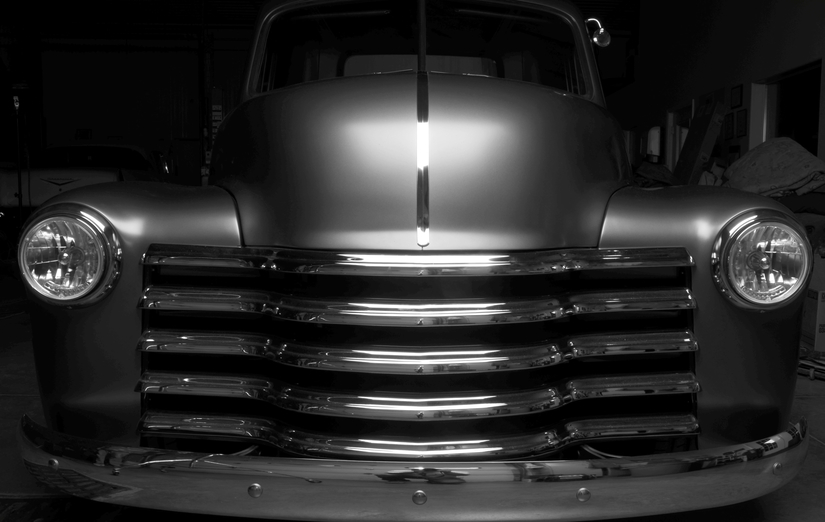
[755,61,822,155]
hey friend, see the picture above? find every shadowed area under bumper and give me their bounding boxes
[18,415,808,521]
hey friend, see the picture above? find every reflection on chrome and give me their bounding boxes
[340,253,510,267]
[78,210,108,234]
[346,302,506,309]
[138,372,698,421]
[416,69,430,248]
[359,439,490,446]
[140,286,694,326]
[137,411,701,460]
[728,214,759,237]
[342,301,510,318]
[565,374,699,401]
[142,244,694,276]
[347,403,509,412]
[347,447,501,456]
[357,395,496,402]
[567,330,697,357]
[20,412,807,517]
[139,329,697,373]
[354,348,497,356]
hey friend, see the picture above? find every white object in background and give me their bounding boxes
[645,126,661,163]
[646,126,661,156]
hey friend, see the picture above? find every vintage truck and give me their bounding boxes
[17,0,811,519]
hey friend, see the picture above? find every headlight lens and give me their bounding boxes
[714,212,811,308]
[18,206,120,304]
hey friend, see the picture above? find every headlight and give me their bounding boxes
[18,204,121,305]
[713,210,811,308]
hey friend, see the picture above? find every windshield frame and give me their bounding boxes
[243,0,602,105]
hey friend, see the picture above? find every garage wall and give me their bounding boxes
[606,0,825,159]
[41,43,201,182]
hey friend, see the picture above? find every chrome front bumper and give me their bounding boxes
[19,414,808,521]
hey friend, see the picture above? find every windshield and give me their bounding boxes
[257,0,587,95]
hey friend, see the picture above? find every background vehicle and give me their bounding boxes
[0,143,167,210]
[16,1,811,520]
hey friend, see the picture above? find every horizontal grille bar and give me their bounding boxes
[139,411,700,460]
[140,286,695,327]
[139,372,699,421]
[142,245,694,276]
[139,329,698,374]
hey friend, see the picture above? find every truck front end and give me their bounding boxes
[18,1,810,519]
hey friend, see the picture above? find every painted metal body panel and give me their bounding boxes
[212,73,419,249]
[600,186,805,448]
[425,73,628,249]
[212,73,629,250]
[24,182,240,443]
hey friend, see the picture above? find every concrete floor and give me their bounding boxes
[2,265,825,521]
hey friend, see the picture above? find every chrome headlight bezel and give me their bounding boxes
[18,204,122,306]
[712,209,812,310]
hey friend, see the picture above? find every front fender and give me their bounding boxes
[600,186,805,448]
[24,182,241,444]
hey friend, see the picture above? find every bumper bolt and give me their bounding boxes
[48,459,59,470]
[412,490,427,505]
[248,483,263,498]
[576,488,591,502]
[773,463,782,475]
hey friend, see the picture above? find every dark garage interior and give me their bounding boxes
[2,0,825,520]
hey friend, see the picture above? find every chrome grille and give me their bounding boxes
[138,244,698,460]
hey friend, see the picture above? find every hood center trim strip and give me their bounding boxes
[417,71,430,248]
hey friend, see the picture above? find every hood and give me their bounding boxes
[212,72,630,251]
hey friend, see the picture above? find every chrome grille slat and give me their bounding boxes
[139,411,700,460]
[567,330,698,357]
[139,371,699,421]
[140,286,695,326]
[139,329,697,374]
[143,245,694,276]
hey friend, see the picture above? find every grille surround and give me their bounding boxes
[139,245,697,460]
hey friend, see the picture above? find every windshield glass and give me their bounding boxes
[258,0,586,94]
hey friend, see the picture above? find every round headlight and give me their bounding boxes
[18,205,120,304]
[713,211,811,308]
